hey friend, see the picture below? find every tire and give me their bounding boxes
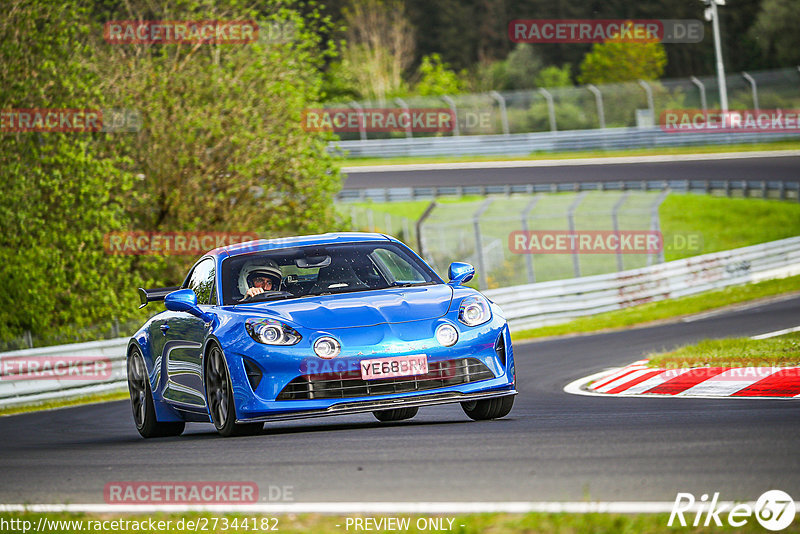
[373,407,419,422]
[127,348,185,438]
[205,343,263,437]
[461,395,514,421]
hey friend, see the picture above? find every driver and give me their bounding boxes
[239,259,283,299]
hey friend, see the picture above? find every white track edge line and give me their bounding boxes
[751,325,800,339]
[0,501,782,514]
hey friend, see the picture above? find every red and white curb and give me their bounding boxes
[565,327,800,400]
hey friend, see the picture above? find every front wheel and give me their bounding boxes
[461,395,514,421]
[127,348,185,438]
[373,407,419,422]
[205,343,263,437]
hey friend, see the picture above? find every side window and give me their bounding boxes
[186,258,216,305]
[372,248,425,283]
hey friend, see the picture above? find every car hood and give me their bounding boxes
[236,284,454,329]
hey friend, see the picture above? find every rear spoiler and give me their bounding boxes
[138,286,181,309]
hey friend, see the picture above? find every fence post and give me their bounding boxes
[441,95,460,136]
[690,76,707,113]
[489,90,510,136]
[415,201,437,258]
[366,209,375,231]
[394,97,413,138]
[649,189,669,265]
[611,192,630,272]
[24,330,33,349]
[538,88,557,132]
[586,84,605,129]
[742,72,759,112]
[521,196,540,283]
[473,199,494,290]
[567,192,587,278]
[637,80,655,122]
[348,101,367,141]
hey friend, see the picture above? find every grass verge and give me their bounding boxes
[0,511,776,533]
[512,275,800,342]
[0,389,128,417]
[338,140,800,167]
[647,332,800,369]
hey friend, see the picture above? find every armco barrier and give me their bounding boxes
[484,236,800,331]
[332,127,800,158]
[0,338,128,409]
[2,237,799,409]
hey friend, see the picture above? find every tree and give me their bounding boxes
[535,65,572,88]
[578,25,667,85]
[751,0,800,66]
[414,54,465,96]
[0,0,137,342]
[339,0,415,101]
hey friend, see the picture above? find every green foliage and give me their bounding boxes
[414,54,464,96]
[577,28,667,85]
[534,65,573,88]
[502,43,543,90]
[0,0,343,345]
[751,0,800,66]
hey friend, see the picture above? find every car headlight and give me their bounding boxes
[435,324,459,347]
[313,336,341,359]
[458,296,491,326]
[245,318,301,345]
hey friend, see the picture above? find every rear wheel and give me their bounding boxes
[127,348,185,438]
[373,407,419,422]
[205,343,263,437]
[461,395,514,421]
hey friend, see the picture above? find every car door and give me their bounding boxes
[161,257,216,412]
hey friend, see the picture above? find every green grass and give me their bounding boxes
[0,511,779,533]
[338,139,800,166]
[0,389,128,417]
[512,275,800,341]
[660,195,800,261]
[647,332,800,369]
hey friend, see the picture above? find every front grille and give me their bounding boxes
[277,358,495,401]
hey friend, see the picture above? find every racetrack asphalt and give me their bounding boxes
[1,295,799,505]
[342,154,800,189]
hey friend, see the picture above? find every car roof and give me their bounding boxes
[208,232,395,259]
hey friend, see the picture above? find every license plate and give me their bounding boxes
[360,354,428,380]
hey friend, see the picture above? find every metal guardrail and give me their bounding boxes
[337,180,800,203]
[484,236,800,331]
[0,338,128,409]
[331,127,800,158]
[2,237,798,408]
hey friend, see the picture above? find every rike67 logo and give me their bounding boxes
[669,490,795,531]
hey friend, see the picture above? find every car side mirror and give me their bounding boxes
[447,262,475,286]
[164,289,212,321]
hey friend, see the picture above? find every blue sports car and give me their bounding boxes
[127,233,516,437]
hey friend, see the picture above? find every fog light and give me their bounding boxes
[314,336,341,359]
[436,324,459,347]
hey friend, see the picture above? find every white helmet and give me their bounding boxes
[237,258,282,296]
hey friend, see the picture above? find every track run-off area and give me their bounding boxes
[1,294,799,505]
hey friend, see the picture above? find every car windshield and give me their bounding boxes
[220,241,441,305]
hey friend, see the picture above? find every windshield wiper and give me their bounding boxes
[391,281,435,287]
